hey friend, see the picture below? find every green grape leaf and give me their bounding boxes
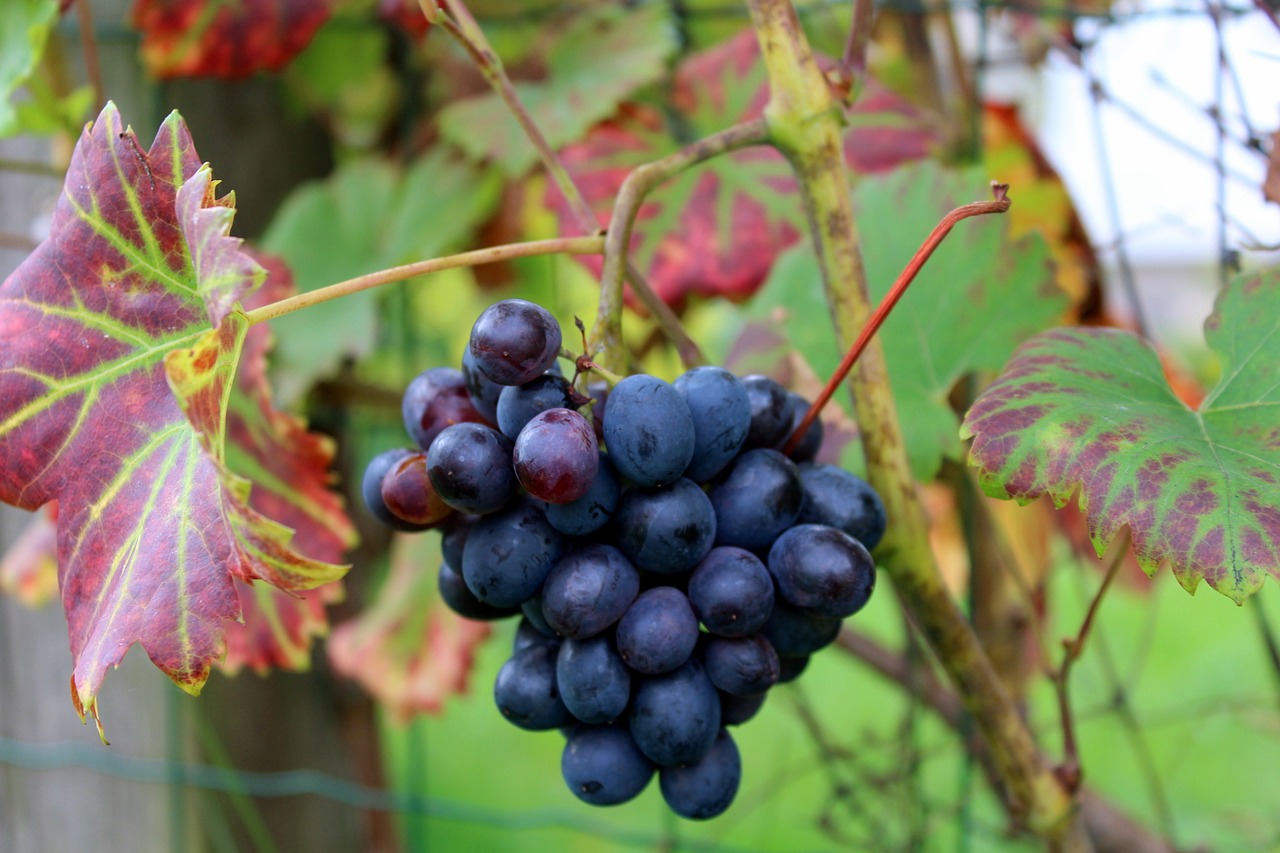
[438,2,678,176]
[743,161,1064,480]
[0,103,346,737]
[546,28,941,310]
[259,149,502,404]
[0,0,59,136]
[130,0,333,80]
[962,267,1280,603]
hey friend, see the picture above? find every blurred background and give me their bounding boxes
[1,0,1278,851]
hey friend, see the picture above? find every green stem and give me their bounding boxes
[590,118,770,374]
[242,236,604,326]
[746,0,1085,846]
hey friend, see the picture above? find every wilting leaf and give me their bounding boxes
[329,532,490,723]
[131,0,333,80]
[962,267,1280,603]
[0,103,345,736]
[547,28,941,310]
[439,2,677,176]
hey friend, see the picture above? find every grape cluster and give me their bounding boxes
[363,298,886,819]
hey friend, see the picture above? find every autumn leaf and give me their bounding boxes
[0,103,346,738]
[962,267,1280,603]
[131,0,333,80]
[329,532,490,723]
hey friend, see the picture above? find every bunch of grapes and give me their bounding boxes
[363,298,885,819]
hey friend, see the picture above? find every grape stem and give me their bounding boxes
[780,184,1011,456]
[242,236,605,326]
[425,0,705,369]
[589,118,771,374]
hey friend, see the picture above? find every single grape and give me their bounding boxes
[779,392,823,462]
[520,595,556,638]
[601,374,696,487]
[701,634,780,696]
[797,463,888,550]
[544,453,620,536]
[461,501,565,608]
[687,547,775,638]
[461,347,504,423]
[673,366,750,483]
[628,658,721,767]
[615,587,700,675]
[440,514,476,569]
[494,643,571,731]
[741,374,796,449]
[719,690,766,726]
[425,422,517,515]
[513,408,599,504]
[438,562,520,621]
[379,451,454,528]
[496,374,576,439]
[469,298,563,386]
[613,478,716,574]
[561,725,655,806]
[768,524,876,618]
[760,600,842,657]
[556,635,631,724]
[401,366,489,451]
[659,728,741,820]
[541,544,640,639]
[708,448,802,551]
[361,448,432,532]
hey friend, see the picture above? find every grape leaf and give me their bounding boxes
[259,150,502,405]
[962,267,1280,604]
[742,162,1063,480]
[547,29,941,310]
[131,0,332,80]
[0,0,59,136]
[328,532,490,722]
[438,2,677,177]
[0,103,346,736]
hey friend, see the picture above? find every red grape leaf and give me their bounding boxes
[546,28,940,310]
[328,532,490,722]
[0,103,346,738]
[962,267,1280,603]
[131,0,332,80]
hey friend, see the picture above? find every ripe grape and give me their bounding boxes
[469,298,562,386]
[627,658,721,767]
[687,547,775,637]
[601,374,696,487]
[612,478,716,574]
[673,366,750,482]
[494,642,571,730]
[496,373,576,439]
[461,501,565,607]
[512,408,598,504]
[556,635,631,724]
[615,587,699,675]
[768,523,876,618]
[741,374,796,449]
[561,725,655,806]
[658,728,741,820]
[701,634,780,696]
[379,451,453,528]
[541,544,640,639]
[402,366,489,451]
[544,453,619,536]
[797,463,887,550]
[708,448,802,551]
[361,448,432,532]
[438,562,519,621]
[425,422,517,515]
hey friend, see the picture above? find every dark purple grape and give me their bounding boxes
[514,615,559,653]
[768,524,875,618]
[777,655,809,683]
[461,501,565,608]
[380,451,454,528]
[779,392,824,462]
[557,635,631,724]
[561,725,655,806]
[613,478,716,574]
[440,515,476,569]
[719,690,766,726]
[659,728,741,820]
[741,374,797,449]
[469,298,563,386]
[628,658,721,767]
[425,422,517,515]
[797,463,887,550]
[401,366,490,451]
[701,634,780,696]
[494,643,571,730]
[601,374,695,487]
[708,448,802,551]
[544,453,619,536]
[541,544,640,639]
[461,348,504,423]
[520,595,556,638]
[673,366,750,483]
[438,562,520,621]
[361,448,432,532]
[513,409,599,504]
[496,374,576,439]
[761,600,842,657]
[687,547,775,637]
[615,587,699,675]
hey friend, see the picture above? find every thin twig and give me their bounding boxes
[840,0,874,82]
[74,0,105,114]
[780,183,1012,456]
[243,236,604,326]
